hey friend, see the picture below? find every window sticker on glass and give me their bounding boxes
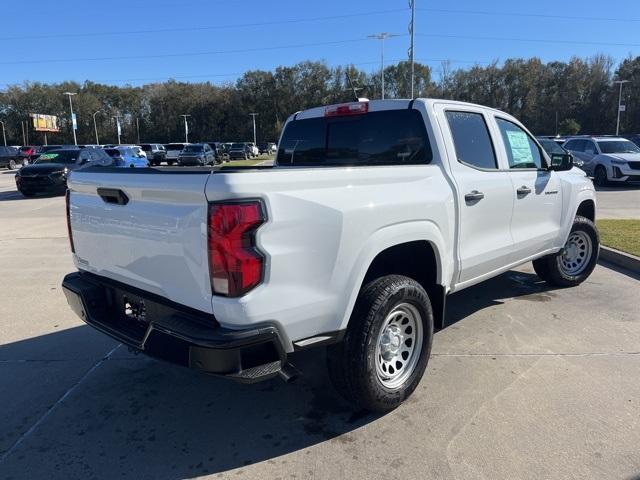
[505,130,533,166]
[39,153,59,160]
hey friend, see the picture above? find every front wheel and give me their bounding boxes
[8,159,17,170]
[532,215,599,287]
[593,165,608,187]
[327,275,433,412]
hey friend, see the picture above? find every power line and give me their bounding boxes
[417,7,640,23]
[416,33,640,48]
[0,8,408,42]
[0,38,375,66]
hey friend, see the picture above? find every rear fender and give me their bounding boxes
[337,220,449,331]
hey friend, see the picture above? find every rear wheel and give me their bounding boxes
[594,165,608,187]
[8,159,17,170]
[327,275,433,412]
[532,216,599,287]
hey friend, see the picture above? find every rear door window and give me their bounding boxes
[277,109,432,166]
[445,111,497,170]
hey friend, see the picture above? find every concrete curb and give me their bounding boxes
[598,246,640,273]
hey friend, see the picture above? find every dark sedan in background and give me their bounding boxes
[15,148,111,197]
[0,146,22,170]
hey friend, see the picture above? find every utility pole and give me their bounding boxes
[136,117,140,144]
[249,113,258,145]
[92,110,101,145]
[614,80,630,136]
[179,114,191,143]
[113,115,122,145]
[21,121,26,145]
[368,33,400,100]
[408,0,416,98]
[63,92,78,145]
[0,120,6,146]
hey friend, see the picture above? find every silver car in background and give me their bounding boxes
[562,136,640,186]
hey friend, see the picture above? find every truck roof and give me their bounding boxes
[290,98,510,122]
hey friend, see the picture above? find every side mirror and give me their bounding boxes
[548,153,573,172]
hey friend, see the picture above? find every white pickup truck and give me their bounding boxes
[62,99,599,412]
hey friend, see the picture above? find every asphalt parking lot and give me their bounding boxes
[596,182,640,219]
[1,170,639,480]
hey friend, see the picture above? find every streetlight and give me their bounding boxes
[179,114,191,143]
[0,120,6,146]
[614,80,630,136]
[408,0,416,98]
[92,110,101,145]
[113,115,122,145]
[249,113,258,145]
[62,92,78,145]
[367,33,401,100]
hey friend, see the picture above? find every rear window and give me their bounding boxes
[276,109,432,166]
[166,144,184,151]
[183,145,204,152]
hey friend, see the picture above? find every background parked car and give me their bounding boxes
[15,148,111,196]
[246,142,259,157]
[229,142,250,160]
[205,142,226,163]
[563,136,640,186]
[165,143,187,165]
[17,146,37,165]
[536,137,584,169]
[0,146,21,169]
[177,143,215,166]
[104,147,149,168]
[141,144,167,166]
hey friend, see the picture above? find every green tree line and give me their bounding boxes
[1,55,639,146]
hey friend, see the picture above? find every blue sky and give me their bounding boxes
[1,0,639,87]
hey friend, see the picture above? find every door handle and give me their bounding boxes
[516,185,532,196]
[97,188,129,205]
[465,190,485,202]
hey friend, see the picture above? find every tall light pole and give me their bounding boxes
[179,114,191,143]
[0,120,6,146]
[368,33,400,100]
[63,92,78,145]
[614,80,630,136]
[92,110,101,145]
[249,113,258,145]
[408,0,416,98]
[113,115,122,145]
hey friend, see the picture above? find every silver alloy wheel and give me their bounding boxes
[375,303,423,389]
[560,230,593,276]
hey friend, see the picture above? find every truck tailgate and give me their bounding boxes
[68,170,213,314]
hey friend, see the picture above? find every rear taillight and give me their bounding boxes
[208,201,266,297]
[324,101,368,117]
[65,189,75,253]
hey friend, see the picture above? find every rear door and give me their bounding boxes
[68,170,213,313]
[436,105,515,284]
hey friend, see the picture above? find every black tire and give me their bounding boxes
[20,190,36,197]
[8,159,16,170]
[593,165,608,187]
[532,216,599,287]
[327,275,434,412]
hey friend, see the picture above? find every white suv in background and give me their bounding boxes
[563,136,640,186]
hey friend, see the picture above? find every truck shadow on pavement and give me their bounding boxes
[1,269,556,479]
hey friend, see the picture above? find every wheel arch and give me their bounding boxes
[339,222,450,332]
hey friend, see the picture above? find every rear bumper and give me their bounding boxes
[62,271,287,383]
